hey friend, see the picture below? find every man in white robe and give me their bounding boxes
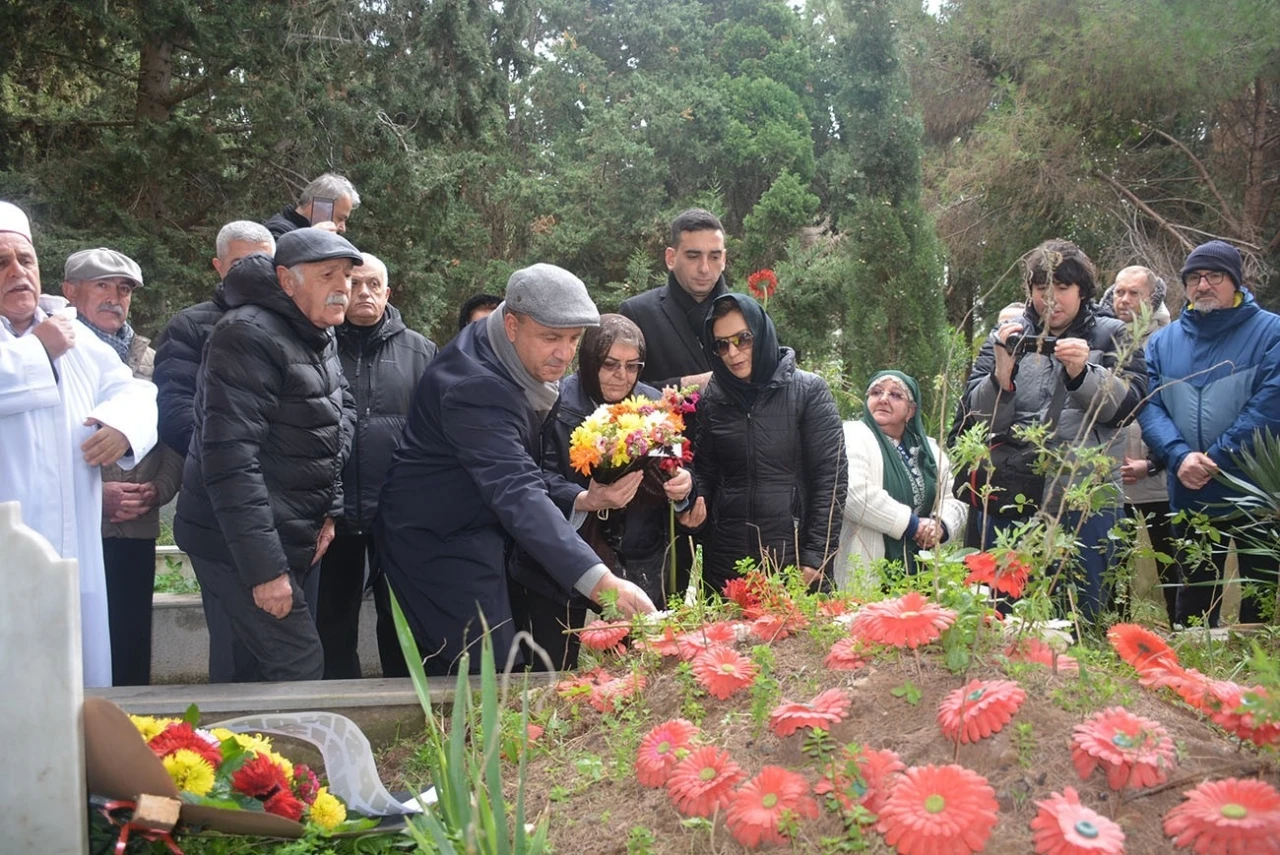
[0,201,157,687]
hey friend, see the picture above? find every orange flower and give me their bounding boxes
[579,619,630,651]
[825,636,872,671]
[1107,623,1179,675]
[1030,787,1125,855]
[725,766,818,848]
[1163,777,1280,854]
[692,646,758,699]
[635,719,699,788]
[588,671,646,713]
[1005,637,1079,673]
[1072,706,1176,791]
[568,442,602,476]
[666,746,745,817]
[877,764,999,855]
[814,745,904,815]
[769,688,852,737]
[851,592,957,649]
[937,679,1026,744]
[963,551,1031,598]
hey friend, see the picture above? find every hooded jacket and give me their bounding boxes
[153,281,232,456]
[1138,289,1280,514]
[173,254,355,586]
[694,293,848,589]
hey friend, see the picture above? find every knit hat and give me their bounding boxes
[64,248,144,287]
[0,201,32,243]
[274,227,362,268]
[504,263,599,328]
[1181,240,1243,290]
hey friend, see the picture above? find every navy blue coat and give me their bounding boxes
[375,322,600,675]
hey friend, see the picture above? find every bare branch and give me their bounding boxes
[1137,122,1244,236]
[1092,169,1196,251]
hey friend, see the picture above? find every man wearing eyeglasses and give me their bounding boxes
[1139,240,1280,627]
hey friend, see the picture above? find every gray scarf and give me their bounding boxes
[485,304,560,417]
[78,315,134,363]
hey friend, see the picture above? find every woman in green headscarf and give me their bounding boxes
[835,370,967,590]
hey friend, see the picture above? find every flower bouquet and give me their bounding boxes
[568,386,697,485]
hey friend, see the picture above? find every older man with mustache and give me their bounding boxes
[174,228,359,682]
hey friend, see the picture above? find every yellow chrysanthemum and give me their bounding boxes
[308,787,347,831]
[162,749,216,796]
[129,715,179,742]
[267,750,294,780]
[209,727,236,742]
[232,732,274,755]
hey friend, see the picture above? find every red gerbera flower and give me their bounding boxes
[746,269,779,301]
[819,598,852,618]
[292,764,321,805]
[963,551,1031,598]
[877,764,999,855]
[1030,787,1126,855]
[637,625,682,657]
[692,646,758,699]
[770,688,852,737]
[825,636,873,671]
[750,611,807,642]
[1164,777,1280,854]
[579,619,630,651]
[635,719,699,788]
[726,766,819,848]
[1006,637,1079,673]
[555,668,602,699]
[851,592,957,649]
[723,578,761,616]
[938,679,1027,744]
[814,745,904,815]
[676,621,739,660]
[1072,707,1176,791]
[589,670,646,713]
[1108,623,1179,675]
[666,746,745,817]
[231,752,291,799]
[263,788,305,821]
[148,722,223,769]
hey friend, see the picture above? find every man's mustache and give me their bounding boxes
[96,303,125,317]
[325,293,349,307]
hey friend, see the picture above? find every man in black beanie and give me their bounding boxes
[1139,239,1280,626]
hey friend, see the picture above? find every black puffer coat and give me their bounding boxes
[174,254,355,586]
[334,306,437,534]
[153,283,230,457]
[695,294,847,591]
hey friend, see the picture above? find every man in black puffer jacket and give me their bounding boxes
[174,228,359,682]
[153,221,276,457]
[318,253,436,679]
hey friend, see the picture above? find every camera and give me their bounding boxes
[1002,332,1058,357]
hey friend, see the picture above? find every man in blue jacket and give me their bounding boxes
[1139,240,1280,626]
[377,264,656,675]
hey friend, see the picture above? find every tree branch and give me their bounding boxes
[160,62,238,108]
[1092,169,1196,251]
[1137,122,1244,236]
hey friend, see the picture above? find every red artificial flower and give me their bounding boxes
[1163,777,1280,854]
[750,611,807,642]
[231,752,292,799]
[526,723,544,743]
[148,722,223,770]
[1072,706,1176,791]
[725,766,819,848]
[814,745,904,815]
[723,578,761,616]
[263,789,305,821]
[589,670,646,713]
[677,621,739,660]
[963,551,1031,598]
[825,636,873,671]
[851,591,957,649]
[555,668,602,700]
[937,679,1027,744]
[877,764,999,855]
[1107,623,1179,676]
[819,598,852,617]
[769,688,852,737]
[635,719,699,788]
[1030,787,1126,855]
[579,619,630,652]
[746,269,779,301]
[1005,637,1079,673]
[1189,680,1280,747]
[637,625,682,657]
[292,764,321,805]
[666,746,745,817]
[692,646,758,699]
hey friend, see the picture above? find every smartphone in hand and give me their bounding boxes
[310,196,336,225]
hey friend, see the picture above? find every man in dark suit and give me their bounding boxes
[619,209,729,392]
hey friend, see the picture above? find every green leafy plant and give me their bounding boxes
[890,681,923,706]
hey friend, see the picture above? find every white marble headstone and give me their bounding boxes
[0,501,88,854]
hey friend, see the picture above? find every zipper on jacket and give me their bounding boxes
[745,410,756,538]
[354,345,366,530]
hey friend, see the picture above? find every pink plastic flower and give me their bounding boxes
[851,592,956,649]
[676,621,738,660]
[937,679,1026,744]
[666,746,745,817]
[769,688,852,737]
[692,646,758,700]
[813,745,904,815]
[588,670,646,713]
[1005,637,1079,673]
[1163,777,1280,854]
[579,619,630,651]
[635,719,699,788]
[726,766,818,848]
[825,636,873,671]
[1072,706,1176,790]
[877,764,999,855]
[1030,787,1126,854]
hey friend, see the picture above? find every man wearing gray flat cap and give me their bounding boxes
[175,228,359,682]
[378,263,657,676]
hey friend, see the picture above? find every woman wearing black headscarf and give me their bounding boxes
[511,314,697,669]
[693,293,848,595]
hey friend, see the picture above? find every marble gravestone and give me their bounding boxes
[0,501,89,854]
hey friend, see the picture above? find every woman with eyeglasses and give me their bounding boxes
[837,371,966,590]
[510,314,698,669]
[693,292,847,595]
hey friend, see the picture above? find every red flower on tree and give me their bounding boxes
[769,688,852,737]
[666,746,745,817]
[1005,637,1079,673]
[1030,787,1126,855]
[725,766,819,848]
[1163,777,1280,854]
[232,753,291,799]
[148,722,223,770]
[692,646,758,699]
[1072,707,1176,791]
[877,764,999,855]
[746,269,779,301]
[851,591,957,649]
[825,636,873,671]
[814,745,904,815]
[937,679,1027,744]
[963,551,1031,598]
[579,619,630,652]
[635,719,699,788]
